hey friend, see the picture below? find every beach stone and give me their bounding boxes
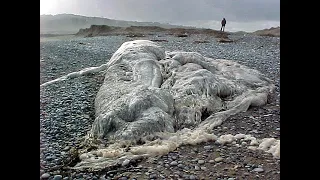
[170,161,178,166]
[122,159,130,166]
[41,173,50,179]
[204,145,213,150]
[253,167,264,172]
[198,160,205,165]
[215,157,224,162]
[53,175,63,180]
[189,175,197,180]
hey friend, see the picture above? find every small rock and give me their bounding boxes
[204,145,213,150]
[149,173,157,179]
[198,160,205,165]
[170,161,178,166]
[53,175,63,180]
[41,173,50,179]
[253,167,264,172]
[40,170,45,175]
[208,160,215,163]
[215,157,224,162]
[182,174,190,179]
[171,155,177,160]
[189,175,196,180]
[200,166,207,170]
[122,159,130,166]
[45,156,53,161]
[251,129,259,134]
[194,165,200,170]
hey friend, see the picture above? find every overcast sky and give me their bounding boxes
[40,0,280,32]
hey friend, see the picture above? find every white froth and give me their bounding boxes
[74,128,218,170]
[40,63,109,87]
[258,138,280,159]
[224,133,280,159]
[216,134,235,145]
[58,40,279,171]
[75,130,280,171]
[234,133,246,139]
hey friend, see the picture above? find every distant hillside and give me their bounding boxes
[75,24,229,39]
[253,26,280,37]
[40,14,191,34]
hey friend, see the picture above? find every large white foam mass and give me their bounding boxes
[46,40,278,170]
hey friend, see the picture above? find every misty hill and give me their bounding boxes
[75,24,232,40]
[253,26,280,37]
[40,14,191,34]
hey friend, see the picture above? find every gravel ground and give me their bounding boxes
[40,33,280,180]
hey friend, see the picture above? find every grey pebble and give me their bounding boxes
[170,161,178,166]
[149,173,157,179]
[53,175,63,180]
[41,173,50,179]
[253,167,264,172]
[45,156,53,161]
[200,166,207,170]
[189,175,197,180]
[63,146,70,151]
[171,155,177,160]
[122,159,130,166]
[204,145,213,150]
[40,169,45,175]
[198,160,205,165]
[215,157,224,162]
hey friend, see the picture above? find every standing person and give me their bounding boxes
[221,18,226,32]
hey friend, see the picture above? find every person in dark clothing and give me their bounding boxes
[221,18,226,32]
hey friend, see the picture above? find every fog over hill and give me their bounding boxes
[40,14,192,34]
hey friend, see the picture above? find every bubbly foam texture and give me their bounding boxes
[43,40,279,170]
[40,63,109,87]
[74,130,280,170]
